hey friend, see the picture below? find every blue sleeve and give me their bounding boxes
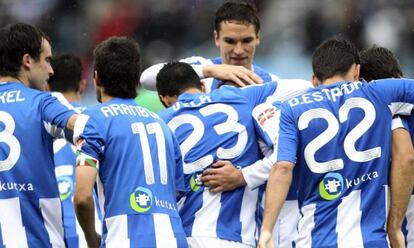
[41,93,76,129]
[240,83,277,107]
[372,79,414,115]
[276,103,298,163]
[76,113,105,162]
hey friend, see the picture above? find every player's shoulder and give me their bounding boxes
[276,79,313,88]
[252,63,279,81]
[180,56,218,65]
[158,108,171,121]
[212,85,248,102]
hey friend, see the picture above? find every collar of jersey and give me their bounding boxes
[177,92,205,102]
[318,81,352,90]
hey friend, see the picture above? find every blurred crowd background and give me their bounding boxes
[1,0,414,111]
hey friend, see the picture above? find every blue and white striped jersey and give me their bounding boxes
[182,56,279,93]
[74,98,187,248]
[0,81,76,247]
[53,102,102,248]
[159,83,282,246]
[276,79,414,247]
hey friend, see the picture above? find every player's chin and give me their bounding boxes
[229,58,247,66]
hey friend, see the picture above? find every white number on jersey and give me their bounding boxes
[0,111,21,171]
[131,122,168,185]
[298,97,381,173]
[168,103,247,174]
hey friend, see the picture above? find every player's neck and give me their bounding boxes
[183,88,203,94]
[100,93,113,103]
[322,75,353,86]
[0,76,25,84]
[63,91,81,103]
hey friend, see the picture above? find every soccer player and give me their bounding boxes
[140,1,277,92]
[73,37,187,248]
[48,54,102,248]
[360,46,414,248]
[259,38,414,247]
[156,62,310,248]
[0,23,78,247]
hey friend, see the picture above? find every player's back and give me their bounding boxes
[277,79,414,247]
[0,82,75,247]
[76,98,186,247]
[159,83,276,246]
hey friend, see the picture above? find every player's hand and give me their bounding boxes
[258,230,275,248]
[200,160,246,193]
[387,228,405,248]
[87,232,101,248]
[203,64,263,87]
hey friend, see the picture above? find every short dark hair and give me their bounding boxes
[93,36,140,99]
[312,38,360,82]
[215,1,260,34]
[0,23,48,78]
[49,54,82,93]
[360,46,403,81]
[156,62,202,96]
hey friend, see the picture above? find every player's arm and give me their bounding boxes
[200,160,246,193]
[200,64,263,86]
[73,114,102,248]
[201,145,277,193]
[140,56,210,90]
[387,118,414,247]
[74,153,101,248]
[258,160,294,248]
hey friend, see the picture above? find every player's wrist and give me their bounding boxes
[201,64,213,78]
[236,167,247,187]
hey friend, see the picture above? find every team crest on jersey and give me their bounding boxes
[57,176,73,201]
[319,172,344,200]
[190,171,203,192]
[130,187,153,213]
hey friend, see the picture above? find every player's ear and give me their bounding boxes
[353,64,361,81]
[200,81,206,93]
[79,79,87,95]
[159,95,177,107]
[21,53,32,70]
[93,71,101,87]
[311,74,321,87]
[256,31,261,45]
[214,30,220,47]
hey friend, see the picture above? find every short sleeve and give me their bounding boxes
[41,93,77,138]
[74,113,105,169]
[276,104,299,163]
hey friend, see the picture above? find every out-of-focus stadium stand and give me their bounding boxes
[1,0,413,111]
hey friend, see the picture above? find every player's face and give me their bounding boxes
[28,38,53,91]
[215,21,260,70]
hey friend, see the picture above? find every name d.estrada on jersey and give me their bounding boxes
[288,81,363,107]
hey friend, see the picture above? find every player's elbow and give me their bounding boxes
[273,161,294,175]
[74,188,93,209]
[394,150,414,170]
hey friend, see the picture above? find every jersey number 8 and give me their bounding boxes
[0,111,21,171]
